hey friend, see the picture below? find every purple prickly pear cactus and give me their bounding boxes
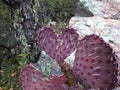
[19,64,69,90]
[20,27,119,90]
[72,34,118,90]
[38,27,79,62]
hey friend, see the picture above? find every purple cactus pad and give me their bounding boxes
[38,27,79,62]
[19,64,69,90]
[72,34,118,90]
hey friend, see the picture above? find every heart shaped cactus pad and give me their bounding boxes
[38,27,79,62]
[72,34,118,90]
[19,64,69,90]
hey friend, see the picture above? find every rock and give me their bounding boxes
[79,0,120,19]
[33,51,62,77]
[113,87,120,90]
[69,16,120,60]
[76,7,94,17]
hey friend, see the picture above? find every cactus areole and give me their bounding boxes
[73,34,118,90]
[37,27,79,62]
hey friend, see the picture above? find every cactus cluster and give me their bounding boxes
[19,27,118,90]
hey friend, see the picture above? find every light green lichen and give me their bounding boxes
[13,9,30,59]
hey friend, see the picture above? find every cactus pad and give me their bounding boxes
[38,27,79,62]
[72,34,118,90]
[19,64,68,90]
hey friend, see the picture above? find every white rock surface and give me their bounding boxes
[79,0,120,19]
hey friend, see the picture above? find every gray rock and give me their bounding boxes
[76,7,94,17]
[34,51,62,77]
